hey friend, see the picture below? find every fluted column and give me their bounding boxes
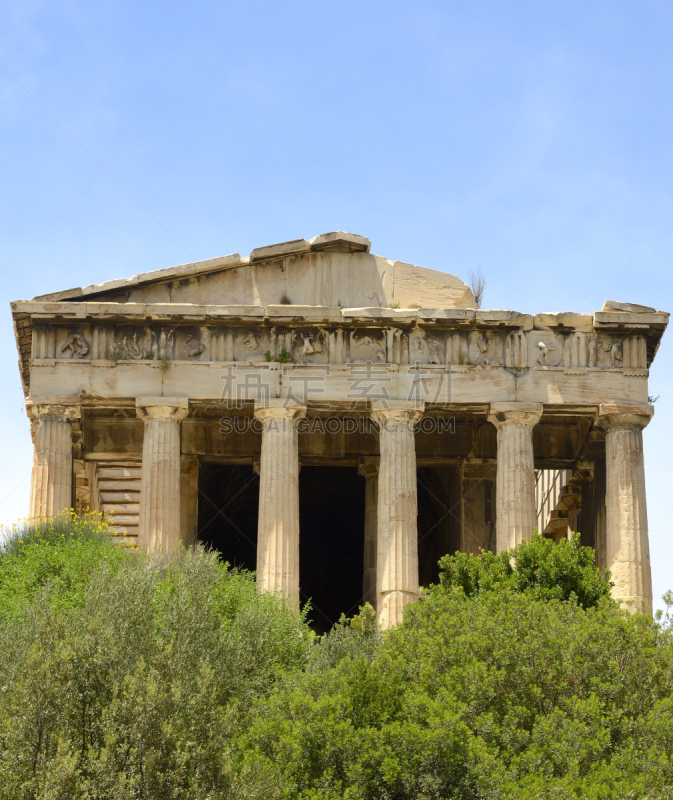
[598,404,653,612]
[372,401,423,629]
[27,396,80,519]
[254,401,306,608]
[488,403,543,553]
[358,457,379,610]
[136,398,189,551]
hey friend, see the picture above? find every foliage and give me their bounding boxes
[0,518,312,798]
[1,520,672,798]
[278,348,292,364]
[438,530,614,609]
[247,586,673,798]
[0,511,131,622]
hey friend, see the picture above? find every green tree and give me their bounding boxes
[437,530,614,609]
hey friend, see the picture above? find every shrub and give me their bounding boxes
[437,530,614,609]
[1,520,672,799]
[243,538,672,799]
[0,511,131,622]
[0,522,312,798]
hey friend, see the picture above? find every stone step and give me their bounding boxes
[559,493,582,510]
[100,491,140,503]
[99,479,142,492]
[104,514,139,526]
[108,524,139,536]
[102,503,139,514]
[98,467,142,479]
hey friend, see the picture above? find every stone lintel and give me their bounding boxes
[264,305,342,321]
[11,301,670,336]
[602,300,656,313]
[594,311,669,327]
[416,308,476,323]
[533,312,594,331]
[27,394,81,406]
[476,310,534,330]
[309,231,371,252]
[250,239,312,262]
[27,394,81,420]
[371,400,425,413]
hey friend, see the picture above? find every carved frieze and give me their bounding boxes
[409,331,428,365]
[294,329,327,364]
[530,332,562,367]
[235,329,268,362]
[469,331,504,366]
[350,330,385,363]
[28,318,654,378]
[60,330,90,359]
[175,328,208,361]
[122,332,146,360]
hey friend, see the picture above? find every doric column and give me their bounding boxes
[254,402,306,608]
[358,457,379,610]
[136,398,189,551]
[371,401,424,629]
[27,396,80,519]
[488,402,543,553]
[598,404,654,612]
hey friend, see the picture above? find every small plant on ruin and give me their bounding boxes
[278,348,292,364]
[264,350,273,362]
[159,355,171,372]
[145,351,155,360]
[467,266,486,308]
[389,302,400,309]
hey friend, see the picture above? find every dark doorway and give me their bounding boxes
[299,466,366,634]
[198,463,259,572]
[417,467,461,588]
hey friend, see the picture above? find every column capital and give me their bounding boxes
[598,404,654,432]
[136,397,189,422]
[358,456,380,479]
[27,395,81,422]
[371,401,424,428]
[254,400,307,425]
[488,402,543,430]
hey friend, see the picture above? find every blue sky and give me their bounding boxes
[1,0,671,604]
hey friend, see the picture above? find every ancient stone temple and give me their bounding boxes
[11,232,668,628]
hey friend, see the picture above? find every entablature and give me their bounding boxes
[12,300,669,399]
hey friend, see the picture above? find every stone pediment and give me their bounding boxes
[31,232,476,310]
